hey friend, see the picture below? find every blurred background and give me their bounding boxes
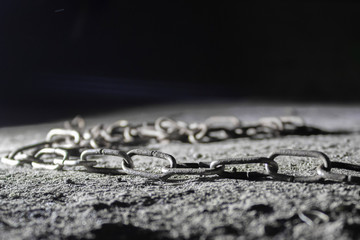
[0,0,360,126]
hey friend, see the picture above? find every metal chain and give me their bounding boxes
[1,115,359,184]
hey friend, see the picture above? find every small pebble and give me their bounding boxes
[264,224,284,236]
[65,179,75,184]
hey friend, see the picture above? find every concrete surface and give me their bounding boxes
[1,102,360,240]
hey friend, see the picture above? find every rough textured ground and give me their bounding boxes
[1,102,360,240]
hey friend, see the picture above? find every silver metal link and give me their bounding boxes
[46,129,81,144]
[80,148,133,175]
[317,162,360,184]
[122,149,177,180]
[265,149,331,182]
[210,156,276,169]
[162,162,225,176]
[32,148,69,170]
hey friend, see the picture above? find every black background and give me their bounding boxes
[1,1,360,126]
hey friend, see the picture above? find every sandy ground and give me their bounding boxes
[1,102,360,240]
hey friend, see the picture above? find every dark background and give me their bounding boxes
[1,1,360,126]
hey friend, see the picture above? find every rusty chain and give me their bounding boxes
[1,115,359,184]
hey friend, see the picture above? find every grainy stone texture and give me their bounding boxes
[1,102,360,240]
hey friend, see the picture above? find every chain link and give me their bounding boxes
[1,115,359,184]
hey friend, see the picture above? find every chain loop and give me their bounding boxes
[162,162,225,176]
[265,149,331,182]
[81,148,133,165]
[122,149,177,180]
[32,148,69,170]
[317,162,360,184]
[46,129,81,144]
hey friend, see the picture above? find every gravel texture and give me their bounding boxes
[1,102,360,240]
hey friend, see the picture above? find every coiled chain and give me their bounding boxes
[1,115,359,184]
